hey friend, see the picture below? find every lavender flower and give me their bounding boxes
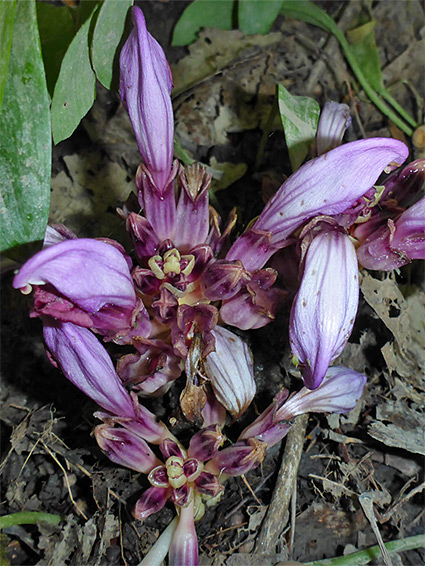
[226,138,409,271]
[357,196,425,270]
[12,238,143,337]
[43,320,136,417]
[120,6,174,192]
[289,224,359,389]
[239,366,367,446]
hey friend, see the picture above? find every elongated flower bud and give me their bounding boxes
[43,321,136,417]
[174,164,211,253]
[203,326,255,418]
[95,424,161,472]
[207,438,266,477]
[316,101,351,155]
[289,227,359,389]
[120,6,174,192]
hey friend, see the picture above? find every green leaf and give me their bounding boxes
[346,20,383,93]
[278,84,320,172]
[51,8,97,145]
[172,0,235,47]
[281,0,339,35]
[0,0,16,113]
[92,0,133,90]
[0,0,51,253]
[36,2,74,96]
[280,0,415,135]
[238,0,282,35]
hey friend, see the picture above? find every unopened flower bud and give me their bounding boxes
[316,101,351,155]
[94,424,161,472]
[290,227,359,389]
[133,486,170,521]
[208,438,266,477]
[188,425,226,462]
[203,326,255,419]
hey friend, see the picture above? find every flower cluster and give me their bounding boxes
[13,6,425,566]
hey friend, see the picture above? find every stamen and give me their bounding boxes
[148,256,165,280]
[20,284,33,295]
[181,255,195,276]
[163,249,181,275]
[162,282,186,298]
[166,456,186,489]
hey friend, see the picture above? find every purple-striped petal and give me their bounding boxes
[227,138,408,270]
[13,238,135,313]
[120,6,174,191]
[94,424,161,472]
[289,228,359,389]
[203,326,255,418]
[43,321,135,417]
[133,486,170,521]
[278,366,367,418]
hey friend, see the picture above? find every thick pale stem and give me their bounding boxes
[138,516,179,566]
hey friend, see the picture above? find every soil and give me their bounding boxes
[1,1,424,565]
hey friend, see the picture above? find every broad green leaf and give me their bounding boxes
[51,9,96,145]
[238,0,282,35]
[278,84,320,172]
[36,2,74,96]
[92,0,133,90]
[0,0,16,113]
[172,0,235,47]
[347,20,383,93]
[0,0,51,253]
[75,0,101,30]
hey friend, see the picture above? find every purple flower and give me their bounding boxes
[289,225,359,389]
[13,239,137,335]
[120,6,174,192]
[43,321,136,417]
[226,138,409,271]
[239,366,366,446]
[357,196,425,270]
[316,101,351,155]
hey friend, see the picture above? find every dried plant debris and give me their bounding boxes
[360,273,425,384]
[50,152,135,238]
[368,400,425,456]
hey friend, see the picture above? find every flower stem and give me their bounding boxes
[138,515,179,566]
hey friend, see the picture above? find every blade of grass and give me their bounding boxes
[0,512,63,530]
[303,534,425,566]
[280,1,415,136]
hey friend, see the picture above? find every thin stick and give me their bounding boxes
[359,493,392,566]
[255,413,308,554]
